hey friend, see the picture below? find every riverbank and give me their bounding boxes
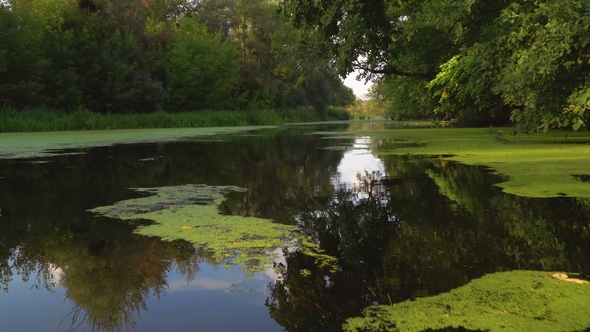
[0,106,350,132]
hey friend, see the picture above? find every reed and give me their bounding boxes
[0,105,340,132]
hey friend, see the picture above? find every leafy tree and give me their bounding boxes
[192,0,354,113]
[368,76,437,120]
[0,0,168,113]
[163,18,240,111]
[430,0,590,130]
[0,0,354,115]
[77,0,167,113]
[281,0,590,129]
[0,0,80,108]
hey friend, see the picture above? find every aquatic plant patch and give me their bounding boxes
[89,184,298,273]
[0,127,268,159]
[89,184,337,275]
[344,270,590,332]
[319,127,590,198]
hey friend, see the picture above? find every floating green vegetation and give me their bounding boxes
[0,126,270,159]
[322,127,590,198]
[299,235,339,273]
[321,145,353,151]
[89,184,339,274]
[89,184,297,273]
[344,270,590,332]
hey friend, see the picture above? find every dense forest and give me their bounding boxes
[282,0,590,130]
[2,0,589,129]
[0,0,355,117]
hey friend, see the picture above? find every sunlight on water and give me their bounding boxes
[333,136,387,195]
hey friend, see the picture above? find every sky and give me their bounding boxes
[343,71,373,100]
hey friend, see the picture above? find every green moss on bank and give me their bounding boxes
[89,184,297,272]
[322,127,590,198]
[344,270,590,332]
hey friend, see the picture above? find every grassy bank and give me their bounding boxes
[0,105,349,132]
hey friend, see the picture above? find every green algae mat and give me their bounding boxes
[89,184,296,272]
[0,126,269,159]
[344,270,590,332]
[320,127,590,198]
[88,184,336,274]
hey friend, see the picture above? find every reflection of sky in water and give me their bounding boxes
[168,249,284,293]
[138,262,282,332]
[333,136,386,188]
[2,260,282,332]
[2,271,70,332]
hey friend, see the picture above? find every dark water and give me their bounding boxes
[1,124,589,331]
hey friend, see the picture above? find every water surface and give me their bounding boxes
[1,123,589,331]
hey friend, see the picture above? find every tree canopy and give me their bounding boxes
[0,0,354,115]
[281,0,590,130]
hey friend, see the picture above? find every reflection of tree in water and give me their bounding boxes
[423,159,590,272]
[60,237,170,331]
[0,212,204,331]
[352,170,389,198]
[1,128,589,331]
[0,126,352,330]
[267,185,400,331]
[0,127,348,331]
[61,244,221,331]
[266,156,590,331]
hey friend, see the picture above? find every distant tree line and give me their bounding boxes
[0,0,355,116]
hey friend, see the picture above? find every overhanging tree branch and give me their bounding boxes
[355,64,436,80]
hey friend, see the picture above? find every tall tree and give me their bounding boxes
[0,0,354,115]
[162,18,240,111]
[281,0,590,129]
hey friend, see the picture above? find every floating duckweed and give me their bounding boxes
[89,184,299,272]
[321,127,590,198]
[344,270,590,332]
[299,235,339,273]
[0,127,265,159]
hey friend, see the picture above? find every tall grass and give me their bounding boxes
[0,105,344,132]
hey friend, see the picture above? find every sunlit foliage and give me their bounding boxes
[0,0,354,117]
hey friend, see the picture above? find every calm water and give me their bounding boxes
[1,123,589,331]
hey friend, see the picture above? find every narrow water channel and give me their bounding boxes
[0,124,588,331]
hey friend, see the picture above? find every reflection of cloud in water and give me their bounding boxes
[249,248,286,300]
[168,278,233,292]
[260,248,285,283]
[334,136,386,187]
[48,264,63,286]
[167,251,283,299]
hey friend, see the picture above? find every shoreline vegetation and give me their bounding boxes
[0,105,352,133]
